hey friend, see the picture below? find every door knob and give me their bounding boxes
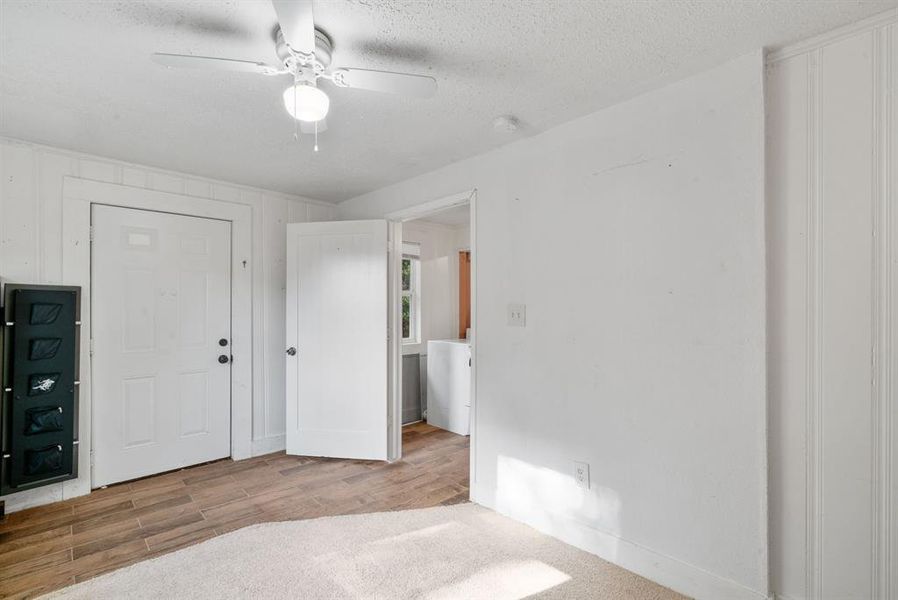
[219,338,228,347]
[218,354,230,364]
[286,347,297,356]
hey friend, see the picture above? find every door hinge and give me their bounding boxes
[89,226,95,242]
[90,450,95,467]
[89,339,95,356]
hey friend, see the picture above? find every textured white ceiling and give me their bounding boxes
[1,1,895,202]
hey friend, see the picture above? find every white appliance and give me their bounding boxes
[426,339,471,436]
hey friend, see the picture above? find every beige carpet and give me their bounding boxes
[42,503,687,599]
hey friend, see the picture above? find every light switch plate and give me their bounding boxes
[507,303,526,327]
[573,461,590,489]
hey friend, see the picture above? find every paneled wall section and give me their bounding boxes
[0,137,335,511]
[767,12,897,600]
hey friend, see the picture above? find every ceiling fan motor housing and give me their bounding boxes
[150,0,437,137]
[276,26,333,74]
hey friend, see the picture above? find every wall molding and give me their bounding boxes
[0,135,333,208]
[384,189,475,222]
[767,9,898,63]
[890,21,898,598]
[804,46,824,600]
[771,18,898,599]
[872,22,896,600]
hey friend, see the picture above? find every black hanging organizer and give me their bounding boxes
[1,283,81,496]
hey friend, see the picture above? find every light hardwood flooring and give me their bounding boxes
[0,422,469,599]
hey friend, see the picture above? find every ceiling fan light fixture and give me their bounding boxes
[283,82,330,122]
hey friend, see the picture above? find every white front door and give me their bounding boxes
[91,205,232,487]
[286,220,390,460]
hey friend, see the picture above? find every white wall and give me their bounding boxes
[402,219,470,356]
[0,137,335,512]
[767,11,898,600]
[340,52,768,600]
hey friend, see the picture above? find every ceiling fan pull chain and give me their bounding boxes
[314,121,319,152]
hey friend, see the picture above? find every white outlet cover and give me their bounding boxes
[573,461,590,490]
[507,303,526,327]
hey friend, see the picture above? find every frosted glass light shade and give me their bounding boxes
[283,83,329,122]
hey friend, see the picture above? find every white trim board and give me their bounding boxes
[2,135,335,209]
[385,189,475,222]
[61,176,254,497]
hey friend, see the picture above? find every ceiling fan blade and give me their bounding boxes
[333,68,437,99]
[300,118,327,134]
[152,53,277,74]
[272,0,316,55]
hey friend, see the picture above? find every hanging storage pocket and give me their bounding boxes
[29,338,62,361]
[24,444,64,476]
[24,406,64,435]
[30,303,62,325]
[28,373,60,396]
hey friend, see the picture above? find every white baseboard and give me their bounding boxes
[477,492,767,600]
[251,434,286,457]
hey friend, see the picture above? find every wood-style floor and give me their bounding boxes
[0,422,469,599]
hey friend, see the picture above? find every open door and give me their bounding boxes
[286,220,391,460]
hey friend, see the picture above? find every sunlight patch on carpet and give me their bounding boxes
[42,503,687,600]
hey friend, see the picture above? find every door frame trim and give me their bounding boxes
[384,189,477,491]
[62,176,254,494]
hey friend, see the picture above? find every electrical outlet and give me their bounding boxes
[507,303,526,327]
[573,461,590,490]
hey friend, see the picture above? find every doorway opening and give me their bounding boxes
[387,190,476,494]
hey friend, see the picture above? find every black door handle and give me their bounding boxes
[218,354,229,364]
[219,338,228,347]
[286,347,297,356]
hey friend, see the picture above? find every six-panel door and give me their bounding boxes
[91,205,232,487]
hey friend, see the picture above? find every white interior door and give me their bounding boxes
[286,220,390,460]
[92,205,232,487]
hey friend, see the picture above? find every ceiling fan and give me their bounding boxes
[151,0,437,149]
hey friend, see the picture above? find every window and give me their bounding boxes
[402,243,420,344]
